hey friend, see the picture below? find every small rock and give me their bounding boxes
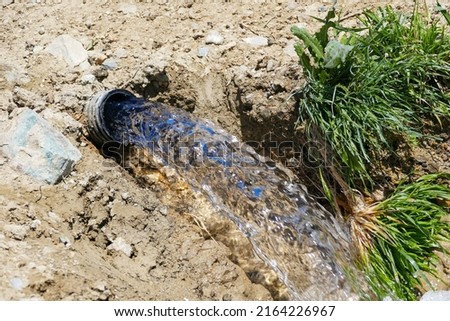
[1,108,82,184]
[102,58,118,70]
[9,278,26,291]
[32,45,44,54]
[266,59,279,72]
[30,219,41,230]
[91,67,108,81]
[44,34,89,68]
[243,36,269,47]
[94,281,107,292]
[0,110,8,122]
[0,233,8,250]
[80,23,90,31]
[205,31,224,45]
[3,224,29,240]
[118,3,138,15]
[158,205,168,216]
[416,156,428,165]
[59,235,72,247]
[47,211,62,223]
[89,52,108,65]
[283,39,298,58]
[108,237,133,257]
[421,291,450,301]
[121,192,130,201]
[2,0,14,7]
[81,74,96,85]
[197,47,209,58]
[114,47,128,58]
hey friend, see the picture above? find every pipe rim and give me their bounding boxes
[85,89,136,146]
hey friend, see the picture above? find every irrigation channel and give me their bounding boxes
[85,89,365,300]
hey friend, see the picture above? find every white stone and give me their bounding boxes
[197,47,209,58]
[114,47,128,58]
[108,237,133,257]
[81,74,96,84]
[32,45,44,54]
[118,3,138,15]
[421,290,450,301]
[243,36,269,47]
[283,39,298,58]
[205,31,224,45]
[102,58,118,70]
[44,35,89,68]
[10,278,26,291]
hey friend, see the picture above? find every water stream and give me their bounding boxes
[86,90,363,300]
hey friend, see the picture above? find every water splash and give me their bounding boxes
[86,90,363,300]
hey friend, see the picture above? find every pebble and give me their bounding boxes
[81,74,96,85]
[33,45,44,54]
[9,278,26,291]
[283,40,298,58]
[108,237,133,257]
[47,211,62,223]
[44,34,89,68]
[94,281,107,292]
[421,291,450,301]
[102,58,118,70]
[118,3,138,15]
[30,219,41,230]
[121,192,130,201]
[0,110,8,122]
[205,31,224,45]
[197,47,209,58]
[89,52,108,65]
[92,67,108,80]
[114,47,128,59]
[243,36,269,47]
[59,235,72,247]
[266,59,278,72]
[158,205,168,216]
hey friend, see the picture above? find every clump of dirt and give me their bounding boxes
[0,0,448,301]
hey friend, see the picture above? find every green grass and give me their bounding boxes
[353,174,450,300]
[292,2,450,300]
[292,4,450,189]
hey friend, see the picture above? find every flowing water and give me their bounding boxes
[90,91,363,300]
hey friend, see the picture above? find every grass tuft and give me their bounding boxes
[353,173,450,300]
[292,4,450,189]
